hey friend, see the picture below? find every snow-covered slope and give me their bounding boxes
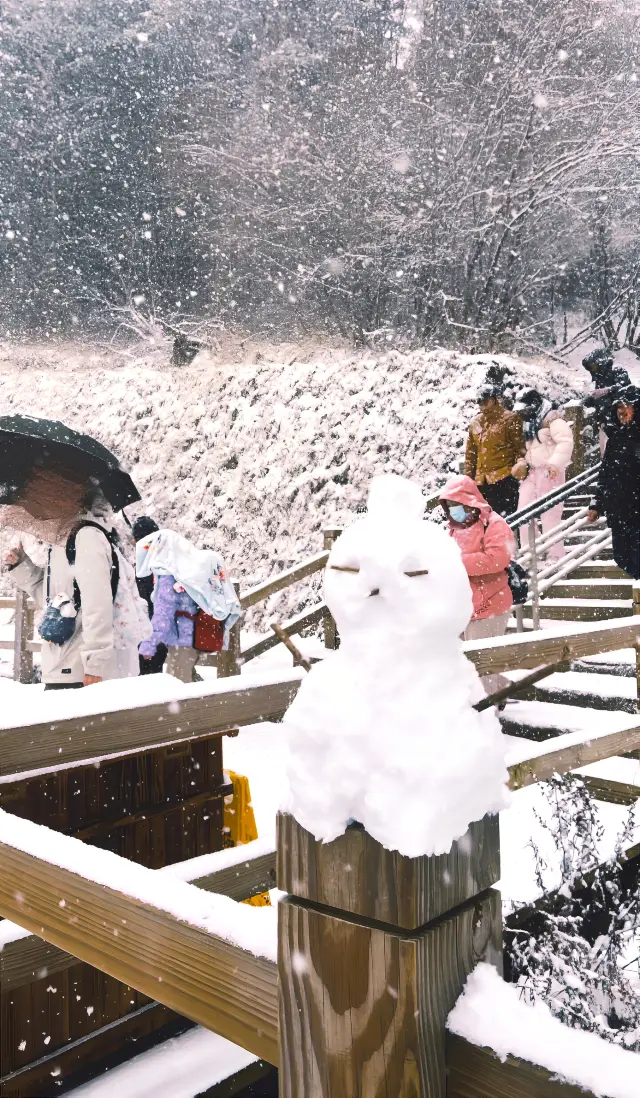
[0,344,579,624]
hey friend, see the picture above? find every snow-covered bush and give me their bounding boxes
[0,345,579,630]
[507,775,640,1050]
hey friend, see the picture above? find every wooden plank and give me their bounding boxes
[507,724,640,790]
[218,581,242,678]
[0,732,227,873]
[322,528,341,650]
[465,618,640,676]
[564,401,585,481]
[278,890,502,1098]
[193,849,277,901]
[0,841,279,1065]
[1,951,154,1085]
[0,846,277,991]
[71,780,232,841]
[0,935,75,993]
[12,590,33,684]
[240,552,328,610]
[0,1000,178,1098]
[580,774,640,806]
[0,675,301,777]
[241,603,326,665]
[447,1033,597,1097]
[0,597,34,610]
[521,603,630,622]
[277,813,499,930]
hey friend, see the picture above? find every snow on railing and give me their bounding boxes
[0,808,277,960]
[0,809,280,1065]
[448,964,638,1098]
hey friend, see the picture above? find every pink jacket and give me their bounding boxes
[440,476,515,621]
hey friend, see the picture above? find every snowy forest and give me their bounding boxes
[1,0,640,350]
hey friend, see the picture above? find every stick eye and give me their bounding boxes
[329,565,429,577]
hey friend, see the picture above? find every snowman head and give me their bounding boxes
[324,474,473,647]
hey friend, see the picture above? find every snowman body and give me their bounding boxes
[283,474,510,858]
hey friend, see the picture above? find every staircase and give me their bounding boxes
[515,483,631,624]
[500,471,640,805]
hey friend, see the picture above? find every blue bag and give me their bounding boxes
[38,550,78,646]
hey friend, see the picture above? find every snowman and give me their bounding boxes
[283,473,510,858]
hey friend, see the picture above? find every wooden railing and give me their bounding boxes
[0,828,279,1065]
[0,529,341,682]
[0,671,302,776]
[0,590,37,682]
[0,837,277,1042]
[1,617,639,1095]
[0,616,638,780]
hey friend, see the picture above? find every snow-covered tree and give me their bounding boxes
[0,0,639,346]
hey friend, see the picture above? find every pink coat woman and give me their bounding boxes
[440,475,515,622]
[440,475,515,697]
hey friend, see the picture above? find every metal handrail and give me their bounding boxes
[537,529,612,595]
[508,464,600,530]
[509,462,604,631]
[516,508,591,564]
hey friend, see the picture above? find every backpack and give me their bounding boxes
[38,523,120,647]
[506,559,529,605]
[65,521,120,611]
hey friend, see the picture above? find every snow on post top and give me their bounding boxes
[283,473,510,859]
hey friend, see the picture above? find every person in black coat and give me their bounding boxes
[131,515,167,674]
[582,348,631,446]
[588,387,640,579]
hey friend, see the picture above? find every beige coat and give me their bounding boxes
[12,523,119,685]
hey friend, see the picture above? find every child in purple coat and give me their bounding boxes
[139,574,199,681]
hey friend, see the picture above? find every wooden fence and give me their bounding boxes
[1,616,639,1095]
[0,527,342,682]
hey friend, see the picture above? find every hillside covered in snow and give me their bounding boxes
[0,343,581,623]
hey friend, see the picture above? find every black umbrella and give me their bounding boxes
[0,415,140,513]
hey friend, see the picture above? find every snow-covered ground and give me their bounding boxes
[0,342,582,628]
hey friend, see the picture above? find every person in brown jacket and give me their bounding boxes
[464,385,526,516]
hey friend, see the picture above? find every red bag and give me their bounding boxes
[193,610,225,652]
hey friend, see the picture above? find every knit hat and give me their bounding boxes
[132,515,159,542]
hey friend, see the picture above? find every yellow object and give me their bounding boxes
[224,769,271,907]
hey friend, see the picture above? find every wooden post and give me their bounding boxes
[13,590,33,684]
[564,401,585,478]
[323,527,341,650]
[217,581,242,678]
[277,812,502,1097]
[633,583,640,714]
